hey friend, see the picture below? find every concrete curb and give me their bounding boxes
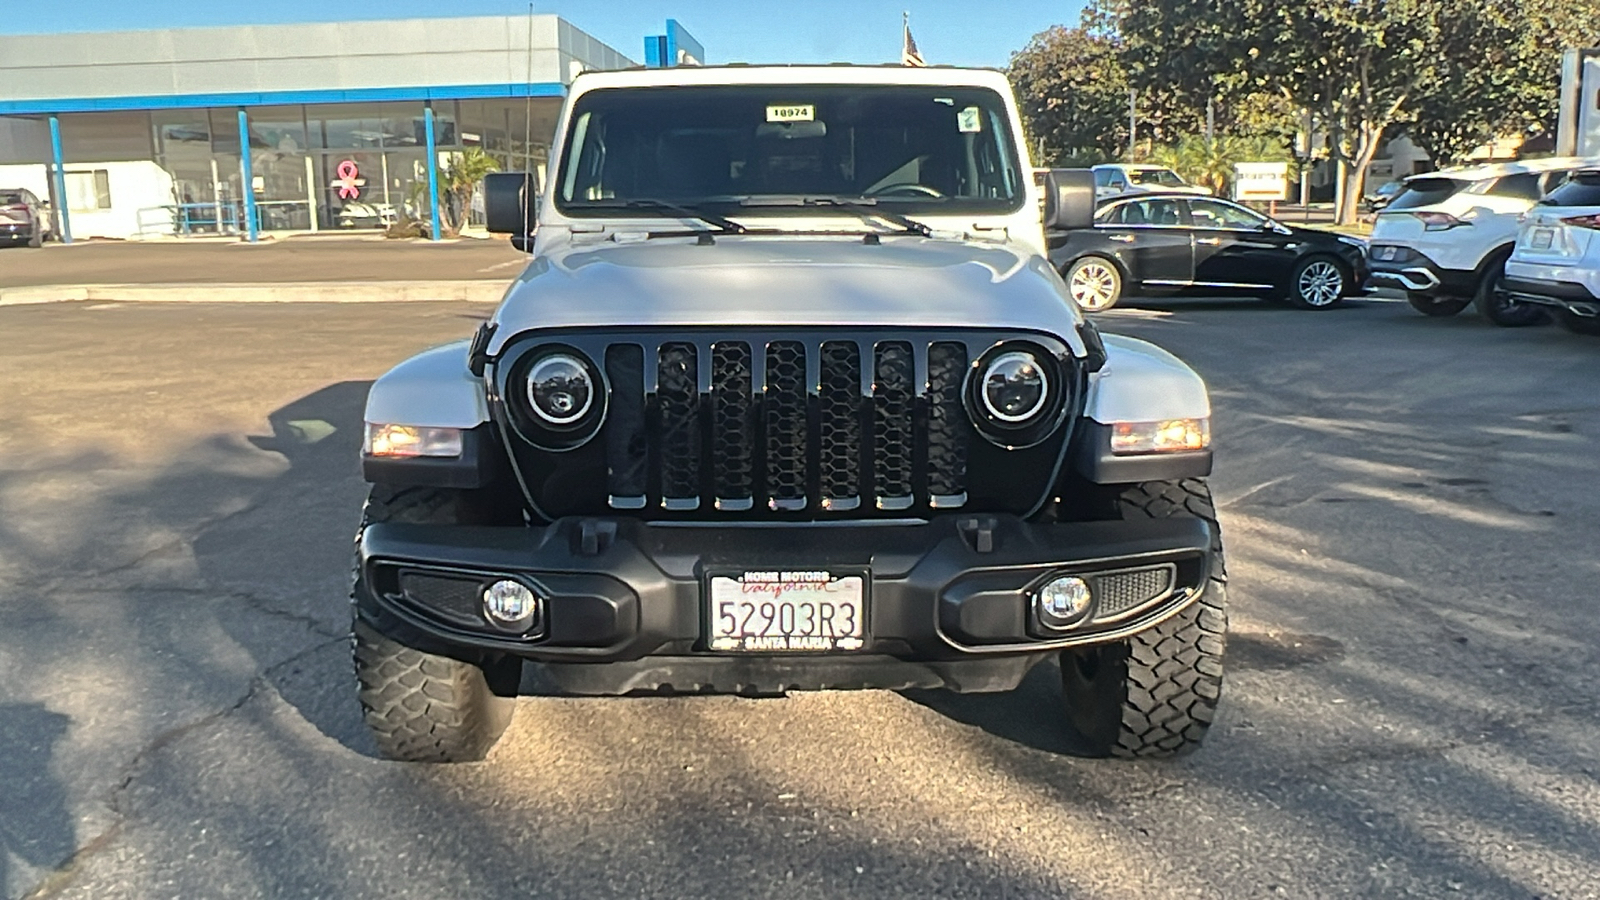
[0,280,510,306]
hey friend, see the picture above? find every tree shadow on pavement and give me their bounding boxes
[0,704,74,900]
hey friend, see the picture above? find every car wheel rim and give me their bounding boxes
[1298,261,1342,306]
[1070,263,1117,311]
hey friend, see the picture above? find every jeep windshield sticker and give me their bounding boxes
[766,104,815,123]
[958,106,983,133]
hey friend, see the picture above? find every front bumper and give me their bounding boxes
[355,514,1216,693]
[1499,275,1600,318]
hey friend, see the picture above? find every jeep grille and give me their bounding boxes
[492,330,1079,521]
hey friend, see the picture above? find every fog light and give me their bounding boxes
[482,580,539,630]
[1037,576,1092,629]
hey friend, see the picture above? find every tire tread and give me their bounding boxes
[1061,478,1227,760]
[350,484,514,763]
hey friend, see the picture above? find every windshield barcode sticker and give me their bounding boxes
[958,106,983,133]
[766,104,815,123]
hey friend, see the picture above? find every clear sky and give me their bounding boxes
[0,0,1085,69]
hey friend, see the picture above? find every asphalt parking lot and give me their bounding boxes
[1,295,1597,899]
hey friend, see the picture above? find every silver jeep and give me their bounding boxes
[352,65,1226,763]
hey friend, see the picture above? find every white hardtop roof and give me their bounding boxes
[568,64,1014,93]
[1095,164,1175,170]
[1409,156,1600,183]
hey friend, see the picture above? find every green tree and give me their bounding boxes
[1116,0,1284,142]
[1408,0,1600,165]
[435,147,500,237]
[1007,21,1129,166]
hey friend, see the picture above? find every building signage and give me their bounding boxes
[1233,162,1290,202]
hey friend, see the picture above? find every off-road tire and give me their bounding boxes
[1474,254,1546,327]
[1557,309,1600,336]
[1406,293,1471,317]
[1059,478,1227,759]
[352,485,518,763]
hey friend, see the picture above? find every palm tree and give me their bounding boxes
[435,147,501,237]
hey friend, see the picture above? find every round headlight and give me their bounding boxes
[980,351,1049,423]
[526,354,594,426]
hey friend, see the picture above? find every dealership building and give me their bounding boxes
[0,16,699,242]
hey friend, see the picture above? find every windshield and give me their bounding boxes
[554,85,1024,217]
[1130,169,1185,187]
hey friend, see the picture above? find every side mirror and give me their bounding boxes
[1043,168,1096,231]
[485,172,537,237]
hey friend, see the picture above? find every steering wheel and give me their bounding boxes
[866,183,945,198]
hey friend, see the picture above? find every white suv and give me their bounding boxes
[1092,164,1211,200]
[1503,169,1600,336]
[1366,157,1598,325]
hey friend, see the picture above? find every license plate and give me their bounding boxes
[1530,228,1554,250]
[1375,245,1398,261]
[707,571,866,652]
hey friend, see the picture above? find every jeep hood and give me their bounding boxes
[486,237,1085,355]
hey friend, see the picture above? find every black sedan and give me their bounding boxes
[1047,193,1370,311]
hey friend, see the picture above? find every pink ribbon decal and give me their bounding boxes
[333,160,366,200]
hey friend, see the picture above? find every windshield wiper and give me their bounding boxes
[580,198,747,234]
[738,195,933,237]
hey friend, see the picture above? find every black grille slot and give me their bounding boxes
[397,572,483,628]
[764,341,808,510]
[711,342,754,509]
[604,344,647,504]
[873,341,915,509]
[926,342,969,504]
[657,342,701,508]
[818,341,862,509]
[1092,566,1176,620]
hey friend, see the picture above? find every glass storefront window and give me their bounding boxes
[248,106,309,155]
[303,102,454,151]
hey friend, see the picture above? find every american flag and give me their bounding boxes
[902,18,925,66]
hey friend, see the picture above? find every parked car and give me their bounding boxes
[351,65,1231,764]
[1502,169,1600,336]
[1364,180,1404,214]
[338,201,399,229]
[1366,157,1598,324]
[0,188,46,248]
[1092,164,1212,199]
[1048,192,1369,311]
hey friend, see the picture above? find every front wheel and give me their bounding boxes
[1474,259,1547,327]
[1058,479,1227,759]
[1407,293,1471,317]
[352,485,520,762]
[1286,256,1348,309]
[1065,256,1123,312]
